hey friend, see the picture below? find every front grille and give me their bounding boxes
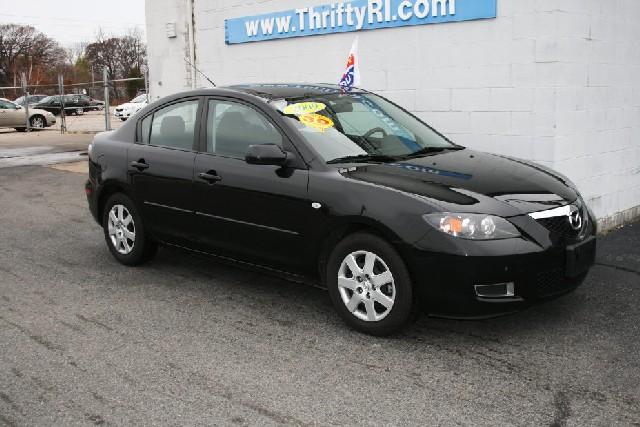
[535,267,570,298]
[537,216,581,244]
[535,203,591,245]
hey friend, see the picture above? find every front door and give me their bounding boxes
[193,97,312,272]
[0,100,22,127]
[128,97,201,245]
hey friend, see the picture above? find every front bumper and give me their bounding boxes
[404,213,597,318]
[114,110,131,118]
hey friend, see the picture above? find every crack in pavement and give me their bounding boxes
[594,262,640,276]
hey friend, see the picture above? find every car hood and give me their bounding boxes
[117,102,145,110]
[336,149,578,217]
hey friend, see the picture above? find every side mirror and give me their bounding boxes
[245,144,291,166]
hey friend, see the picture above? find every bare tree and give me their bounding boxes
[85,28,146,81]
[0,24,66,88]
[67,41,88,65]
[84,28,146,99]
[84,29,120,82]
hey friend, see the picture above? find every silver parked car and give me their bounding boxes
[0,99,56,131]
[14,94,48,107]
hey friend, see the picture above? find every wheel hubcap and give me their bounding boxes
[32,117,44,128]
[338,250,396,322]
[107,204,135,255]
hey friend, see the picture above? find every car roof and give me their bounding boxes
[224,83,366,100]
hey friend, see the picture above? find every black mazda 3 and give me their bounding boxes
[86,83,596,335]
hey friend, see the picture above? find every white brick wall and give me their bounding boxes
[146,0,640,227]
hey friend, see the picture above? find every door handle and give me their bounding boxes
[198,171,222,184]
[130,159,149,171]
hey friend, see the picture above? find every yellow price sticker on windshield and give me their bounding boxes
[283,102,326,116]
[300,113,334,132]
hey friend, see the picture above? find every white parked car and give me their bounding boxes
[114,94,148,121]
[0,99,56,131]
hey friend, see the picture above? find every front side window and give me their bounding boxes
[146,100,199,151]
[271,92,456,163]
[206,99,283,158]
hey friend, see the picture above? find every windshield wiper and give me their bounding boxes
[326,154,399,164]
[400,146,465,159]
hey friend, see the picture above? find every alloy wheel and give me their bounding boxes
[337,250,396,322]
[31,117,44,128]
[107,204,136,255]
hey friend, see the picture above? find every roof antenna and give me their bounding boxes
[184,57,216,87]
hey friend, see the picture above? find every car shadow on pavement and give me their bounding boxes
[141,243,590,340]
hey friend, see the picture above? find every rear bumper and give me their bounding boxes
[405,235,596,318]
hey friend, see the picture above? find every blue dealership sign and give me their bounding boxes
[225,0,497,44]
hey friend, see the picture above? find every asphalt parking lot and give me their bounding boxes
[0,144,639,425]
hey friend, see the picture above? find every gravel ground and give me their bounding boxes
[0,163,638,426]
[51,110,125,134]
[0,108,124,135]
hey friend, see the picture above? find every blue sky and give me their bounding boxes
[0,0,146,46]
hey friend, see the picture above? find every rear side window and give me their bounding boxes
[206,99,282,158]
[144,100,199,151]
[0,100,15,109]
[140,114,152,145]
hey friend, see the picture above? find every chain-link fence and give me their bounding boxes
[0,68,148,133]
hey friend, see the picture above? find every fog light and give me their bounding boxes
[475,282,515,298]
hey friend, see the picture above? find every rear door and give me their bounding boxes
[128,97,202,245]
[0,100,12,126]
[192,97,312,271]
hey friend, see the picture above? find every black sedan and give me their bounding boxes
[32,94,90,115]
[85,84,596,335]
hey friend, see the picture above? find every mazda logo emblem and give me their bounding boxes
[568,205,582,231]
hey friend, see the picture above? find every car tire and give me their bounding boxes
[120,117,127,121]
[326,232,417,336]
[14,127,27,132]
[102,193,157,266]
[30,115,45,129]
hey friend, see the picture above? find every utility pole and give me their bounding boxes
[103,67,111,131]
[21,72,30,132]
[58,74,66,134]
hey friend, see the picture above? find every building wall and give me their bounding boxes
[145,0,194,99]
[145,0,640,229]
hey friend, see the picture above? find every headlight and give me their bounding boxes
[423,213,521,240]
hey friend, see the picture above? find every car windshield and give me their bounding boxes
[131,94,147,103]
[271,92,459,163]
[15,96,24,104]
